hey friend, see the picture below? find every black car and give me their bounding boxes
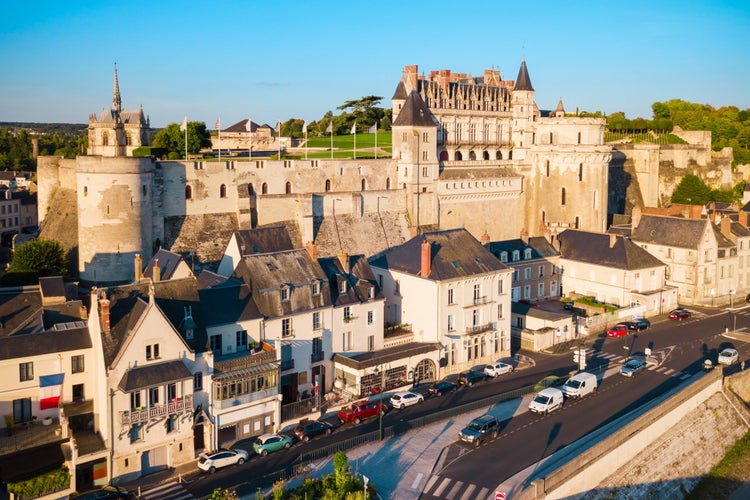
[626,318,650,331]
[69,486,135,500]
[457,370,489,386]
[293,419,334,442]
[458,414,501,446]
[426,380,458,397]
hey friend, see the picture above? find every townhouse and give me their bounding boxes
[486,234,561,303]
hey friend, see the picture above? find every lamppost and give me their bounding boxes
[373,365,385,440]
[730,289,736,333]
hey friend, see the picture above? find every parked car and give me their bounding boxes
[390,391,424,409]
[484,362,514,377]
[253,433,293,456]
[533,375,565,392]
[458,414,501,446]
[606,323,629,338]
[563,301,575,310]
[293,419,334,442]
[198,448,249,473]
[562,372,598,398]
[627,318,651,331]
[457,370,489,386]
[620,359,647,377]
[668,308,692,320]
[426,380,458,397]
[69,486,135,500]
[528,387,564,414]
[338,401,388,424]
[718,348,739,365]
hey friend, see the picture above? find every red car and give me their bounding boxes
[606,324,629,338]
[337,401,388,425]
[668,308,692,320]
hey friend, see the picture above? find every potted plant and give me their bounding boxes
[4,414,14,436]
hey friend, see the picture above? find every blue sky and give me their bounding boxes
[1,1,748,128]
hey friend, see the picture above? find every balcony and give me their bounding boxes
[214,387,279,410]
[311,351,325,363]
[214,344,277,373]
[465,322,495,335]
[281,359,295,371]
[384,323,414,348]
[121,394,193,426]
[465,296,491,307]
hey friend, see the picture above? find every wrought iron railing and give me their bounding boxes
[120,394,193,426]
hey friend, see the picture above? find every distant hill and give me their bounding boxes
[0,122,87,137]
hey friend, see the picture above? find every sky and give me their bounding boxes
[1,1,749,129]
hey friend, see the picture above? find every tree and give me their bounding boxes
[152,121,211,158]
[9,238,68,276]
[671,174,713,205]
[207,488,238,500]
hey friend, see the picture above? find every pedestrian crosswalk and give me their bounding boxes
[138,481,193,500]
[589,352,692,380]
[422,474,493,500]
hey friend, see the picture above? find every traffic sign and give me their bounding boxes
[495,492,506,500]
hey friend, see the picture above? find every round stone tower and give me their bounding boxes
[76,155,155,285]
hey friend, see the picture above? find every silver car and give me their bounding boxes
[620,359,647,377]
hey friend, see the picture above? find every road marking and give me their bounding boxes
[663,368,675,375]
[459,483,476,500]
[412,473,424,490]
[424,475,439,493]
[433,477,452,496]
[476,487,490,499]
[679,373,692,380]
[446,480,464,499]
[139,482,193,500]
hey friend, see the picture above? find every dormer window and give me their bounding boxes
[524,248,532,260]
[339,280,346,294]
[512,250,520,262]
[281,286,289,302]
[368,286,374,299]
[500,252,508,263]
[311,281,320,296]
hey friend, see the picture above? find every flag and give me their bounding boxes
[214,118,221,131]
[180,116,187,132]
[40,373,64,410]
[302,121,307,134]
[351,123,356,135]
[326,121,333,134]
[245,119,253,132]
[368,123,377,134]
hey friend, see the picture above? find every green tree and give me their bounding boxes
[152,121,211,159]
[9,238,68,276]
[671,174,713,205]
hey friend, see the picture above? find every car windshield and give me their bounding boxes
[625,361,640,369]
[566,380,582,388]
[254,438,263,446]
[534,395,550,404]
[467,422,483,431]
[198,455,209,464]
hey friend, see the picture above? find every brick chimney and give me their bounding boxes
[134,254,142,282]
[721,216,732,237]
[99,291,111,333]
[152,259,161,282]
[338,252,350,274]
[404,65,419,90]
[306,241,319,260]
[520,228,529,245]
[480,231,490,246]
[420,240,431,277]
[740,211,749,228]
[631,206,642,230]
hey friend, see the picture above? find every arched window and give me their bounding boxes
[561,188,566,206]
[386,177,391,190]
[469,151,476,160]
[508,150,513,160]
[185,185,192,200]
[455,151,463,161]
[262,183,268,194]
[325,179,331,192]
[496,151,502,160]
[439,150,449,161]
[248,183,255,195]
[361,179,366,191]
[102,133,109,146]
[220,184,227,198]
[483,151,489,160]
[142,185,147,196]
[285,181,292,194]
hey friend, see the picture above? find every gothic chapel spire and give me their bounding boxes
[112,63,122,113]
[514,58,534,91]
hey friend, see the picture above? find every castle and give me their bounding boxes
[37,60,614,285]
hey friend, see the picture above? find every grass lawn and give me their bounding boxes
[306,132,392,150]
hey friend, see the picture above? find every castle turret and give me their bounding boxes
[511,58,537,161]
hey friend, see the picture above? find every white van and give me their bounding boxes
[562,372,598,399]
[529,387,564,414]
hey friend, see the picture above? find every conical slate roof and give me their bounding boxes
[392,81,408,100]
[392,90,437,127]
[514,59,534,91]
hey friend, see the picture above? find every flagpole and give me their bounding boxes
[277,121,281,159]
[183,116,188,160]
[330,122,333,159]
[375,124,378,159]
[304,122,308,160]
[353,123,356,160]
[248,119,252,160]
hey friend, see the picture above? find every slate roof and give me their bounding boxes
[232,249,332,318]
[233,226,295,256]
[39,276,66,303]
[118,359,193,392]
[196,270,232,289]
[713,224,735,249]
[514,59,534,91]
[392,91,438,128]
[143,248,187,281]
[558,229,665,270]
[102,278,207,366]
[487,239,544,261]
[198,281,262,326]
[317,254,383,307]
[368,228,507,281]
[392,81,408,100]
[332,342,441,370]
[0,324,91,361]
[225,119,259,133]
[630,214,709,249]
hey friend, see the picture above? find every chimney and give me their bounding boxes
[134,254,143,282]
[631,206,642,230]
[609,233,617,248]
[338,252,350,274]
[480,231,490,246]
[740,211,749,228]
[721,216,732,237]
[420,240,431,277]
[152,259,161,282]
[306,241,319,260]
[520,228,529,244]
[99,291,111,333]
[404,65,419,90]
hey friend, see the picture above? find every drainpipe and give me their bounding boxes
[109,387,115,483]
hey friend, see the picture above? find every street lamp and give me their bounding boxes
[373,365,385,440]
[730,289,736,333]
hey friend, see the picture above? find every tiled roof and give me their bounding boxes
[0,325,91,361]
[392,91,437,128]
[392,81,408,100]
[143,248,187,281]
[558,229,665,270]
[369,228,507,280]
[631,214,709,249]
[514,59,534,91]
[317,254,383,307]
[118,359,192,391]
[233,226,295,256]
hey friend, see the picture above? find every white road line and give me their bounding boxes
[433,477,452,496]
[445,480,464,499]
[459,483,477,500]
[412,472,424,490]
[663,368,675,375]
[424,475,440,494]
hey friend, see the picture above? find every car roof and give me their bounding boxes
[472,414,497,423]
